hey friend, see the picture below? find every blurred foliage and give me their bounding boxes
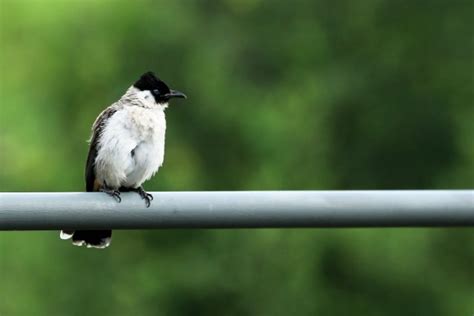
[0,0,473,315]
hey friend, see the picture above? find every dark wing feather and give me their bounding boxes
[85,107,118,192]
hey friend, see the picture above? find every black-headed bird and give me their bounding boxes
[60,72,186,248]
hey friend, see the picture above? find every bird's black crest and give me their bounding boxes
[134,71,170,95]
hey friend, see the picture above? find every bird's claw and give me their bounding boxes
[146,192,154,201]
[135,187,153,208]
[112,191,122,203]
[141,192,153,208]
[100,188,122,203]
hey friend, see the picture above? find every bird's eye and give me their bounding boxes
[153,89,160,95]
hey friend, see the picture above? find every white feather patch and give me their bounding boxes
[94,88,167,189]
[60,230,74,240]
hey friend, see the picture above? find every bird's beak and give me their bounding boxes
[166,89,187,99]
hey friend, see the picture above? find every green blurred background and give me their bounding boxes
[1,0,473,315]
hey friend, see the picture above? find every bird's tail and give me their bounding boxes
[60,230,112,249]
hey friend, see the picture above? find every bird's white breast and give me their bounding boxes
[95,102,167,189]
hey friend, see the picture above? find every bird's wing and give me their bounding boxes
[85,106,118,192]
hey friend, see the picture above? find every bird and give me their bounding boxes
[60,71,186,248]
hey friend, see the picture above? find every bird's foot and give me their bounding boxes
[100,187,122,203]
[132,187,153,208]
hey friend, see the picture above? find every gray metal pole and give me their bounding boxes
[0,191,473,230]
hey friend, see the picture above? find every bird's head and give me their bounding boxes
[134,71,186,105]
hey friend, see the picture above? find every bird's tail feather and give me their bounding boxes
[60,230,112,249]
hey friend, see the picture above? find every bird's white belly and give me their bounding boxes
[95,105,166,189]
[123,138,164,188]
[122,106,166,188]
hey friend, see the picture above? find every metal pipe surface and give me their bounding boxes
[0,191,473,230]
